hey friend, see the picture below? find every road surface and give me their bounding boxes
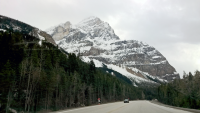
[53,100,192,113]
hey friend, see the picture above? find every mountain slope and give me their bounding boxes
[0,15,56,45]
[46,16,180,85]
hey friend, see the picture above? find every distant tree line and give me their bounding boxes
[0,30,144,113]
[157,71,200,109]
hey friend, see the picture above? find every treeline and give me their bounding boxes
[158,71,200,109]
[0,30,143,113]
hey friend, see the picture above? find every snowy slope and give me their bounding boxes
[81,56,166,85]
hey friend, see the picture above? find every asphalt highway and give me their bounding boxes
[53,100,192,113]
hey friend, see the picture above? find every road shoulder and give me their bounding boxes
[150,100,200,113]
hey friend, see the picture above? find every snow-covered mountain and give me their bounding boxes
[46,16,180,85]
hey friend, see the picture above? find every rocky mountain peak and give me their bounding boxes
[74,16,120,41]
[46,17,180,84]
[77,16,102,27]
[46,16,120,41]
[63,21,71,29]
[55,21,72,34]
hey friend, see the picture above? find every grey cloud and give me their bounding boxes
[1,0,200,77]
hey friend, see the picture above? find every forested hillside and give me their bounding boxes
[158,71,200,109]
[0,30,145,113]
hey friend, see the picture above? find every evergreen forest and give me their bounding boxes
[158,71,200,109]
[1,28,200,113]
[0,30,145,113]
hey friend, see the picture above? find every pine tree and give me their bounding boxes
[188,72,193,81]
[0,60,15,113]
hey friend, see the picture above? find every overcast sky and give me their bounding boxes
[1,0,200,78]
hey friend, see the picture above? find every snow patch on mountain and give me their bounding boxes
[106,63,154,83]
[38,34,45,40]
[82,56,103,67]
[0,29,6,32]
[82,56,164,84]
[152,56,162,59]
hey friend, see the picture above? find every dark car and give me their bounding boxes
[124,99,129,103]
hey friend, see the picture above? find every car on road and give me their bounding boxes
[124,99,129,103]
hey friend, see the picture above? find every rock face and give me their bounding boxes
[0,15,56,45]
[47,21,72,41]
[46,16,180,82]
[46,16,119,42]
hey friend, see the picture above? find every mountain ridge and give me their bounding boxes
[0,15,56,45]
[46,16,180,84]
